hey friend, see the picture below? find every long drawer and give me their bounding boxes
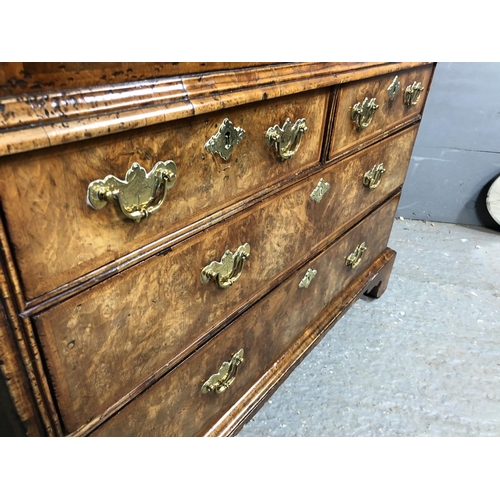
[0,88,328,300]
[34,125,418,433]
[91,193,401,437]
[329,64,433,159]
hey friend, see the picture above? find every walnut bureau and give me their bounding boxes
[0,62,435,436]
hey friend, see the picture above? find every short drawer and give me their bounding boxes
[329,64,433,159]
[34,124,418,433]
[90,193,401,437]
[0,88,328,300]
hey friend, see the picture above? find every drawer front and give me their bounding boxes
[0,88,328,300]
[91,193,401,437]
[329,64,433,159]
[34,125,418,433]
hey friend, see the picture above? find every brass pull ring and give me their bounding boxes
[87,160,177,223]
[201,243,251,289]
[202,349,244,394]
[265,118,308,160]
[404,81,424,107]
[352,97,379,130]
[363,163,386,190]
[346,242,367,269]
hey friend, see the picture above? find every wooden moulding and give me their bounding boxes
[205,247,397,437]
[0,298,41,436]
[0,63,274,97]
[0,62,430,157]
[0,220,62,436]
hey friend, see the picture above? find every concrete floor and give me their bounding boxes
[238,218,500,437]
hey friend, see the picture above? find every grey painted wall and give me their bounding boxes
[397,62,500,229]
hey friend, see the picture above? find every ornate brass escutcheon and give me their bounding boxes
[204,118,246,161]
[202,349,244,394]
[346,242,367,269]
[87,160,177,223]
[352,97,379,130]
[310,178,330,203]
[299,268,317,289]
[387,75,401,101]
[363,163,386,190]
[404,81,425,107]
[265,117,308,160]
[200,243,251,289]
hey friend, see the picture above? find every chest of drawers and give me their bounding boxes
[0,62,435,436]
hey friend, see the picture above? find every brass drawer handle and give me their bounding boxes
[404,81,425,107]
[205,118,246,161]
[346,242,367,269]
[265,118,308,160]
[202,349,244,394]
[201,243,251,289]
[310,178,330,203]
[87,160,177,223]
[363,163,386,189]
[299,268,317,288]
[352,97,379,130]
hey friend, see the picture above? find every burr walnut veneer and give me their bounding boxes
[0,62,435,436]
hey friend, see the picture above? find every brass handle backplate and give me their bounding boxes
[404,81,425,107]
[299,268,317,289]
[202,349,244,394]
[363,163,386,190]
[87,160,177,223]
[265,118,307,160]
[346,242,367,269]
[310,178,330,203]
[387,76,401,101]
[201,243,251,289]
[352,97,379,130]
[205,118,246,161]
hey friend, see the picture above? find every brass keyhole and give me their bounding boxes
[204,118,246,161]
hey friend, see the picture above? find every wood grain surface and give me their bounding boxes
[90,194,400,437]
[0,88,328,301]
[0,63,269,96]
[0,63,430,157]
[205,248,397,437]
[0,300,41,436]
[329,65,434,160]
[33,126,415,433]
[0,219,62,436]
[0,62,434,437]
